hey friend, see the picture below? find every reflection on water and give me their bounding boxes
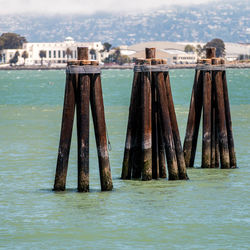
[0,69,250,249]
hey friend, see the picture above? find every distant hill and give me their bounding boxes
[0,0,249,45]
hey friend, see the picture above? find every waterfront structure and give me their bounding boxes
[126,42,197,64]
[126,41,250,63]
[126,48,197,64]
[0,37,103,65]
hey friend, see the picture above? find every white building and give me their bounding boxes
[163,50,197,64]
[125,42,197,64]
[0,37,104,65]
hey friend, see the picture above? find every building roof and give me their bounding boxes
[128,49,171,59]
[128,41,185,52]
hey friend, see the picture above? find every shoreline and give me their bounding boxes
[0,63,249,71]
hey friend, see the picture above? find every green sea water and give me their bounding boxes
[0,69,249,249]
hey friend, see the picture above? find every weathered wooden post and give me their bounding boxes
[122,48,188,181]
[183,47,237,169]
[141,58,153,181]
[76,47,91,192]
[54,47,113,192]
[183,61,203,168]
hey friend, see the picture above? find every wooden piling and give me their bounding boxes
[222,70,237,168]
[211,82,216,168]
[131,73,143,179]
[152,76,159,179]
[211,58,220,168]
[184,47,236,170]
[214,70,230,169]
[183,69,203,168]
[201,47,214,168]
[201,69,212,168]
[151,59,160,179]
[206,47,216,59]
[141,71,152,180]
[122,47,188,181]
[76,47,90,192]
[54,46,112,191]
[122,72,139,179]
[90,74,113,190]
[164,73,188,179]
[140,49,155,181]
[77,47,89,61]
[158,114,167,178]
[156,72,179,180]
[54,73,76,191]
[145,48,156,59]
[215,117,220,168]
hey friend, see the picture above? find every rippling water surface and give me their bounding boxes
[0,69,249,249]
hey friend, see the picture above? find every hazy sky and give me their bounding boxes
[0,0,216,14]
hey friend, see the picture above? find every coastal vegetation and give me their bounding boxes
[184,45,195,53]
[21,51,29,65]
[0,33,27,50]
[9,51,19,66]
[205,38,225,57]
[104,47,131,65]
[102,42,112,52]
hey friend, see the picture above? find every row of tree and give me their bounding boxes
[184,38,226,57]
[0,33,27,50]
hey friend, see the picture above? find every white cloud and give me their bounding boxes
[0,0,216,14]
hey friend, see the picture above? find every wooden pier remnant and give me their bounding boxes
[54,47,113,192]
[183,47,237,169]
[121,48,188,181]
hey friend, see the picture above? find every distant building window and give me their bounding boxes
[63,51,66,58]
[173,56,177,60]
[49,51,51,58]
[54,51,56,58]
[58,50,61,58]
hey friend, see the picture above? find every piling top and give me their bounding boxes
[145,48,156,59]
[77,47,89,60]
[206,47,216,59]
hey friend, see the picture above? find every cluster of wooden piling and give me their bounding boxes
[121,48,188,181]
[53,47,113,192]
[183,48,236,169]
